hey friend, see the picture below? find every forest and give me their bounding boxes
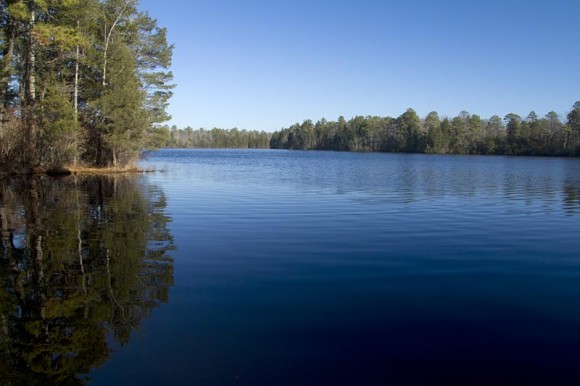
[162,126,271,149]
[0,0,173,173]
[270,103,580,157]
[1,1,578,169]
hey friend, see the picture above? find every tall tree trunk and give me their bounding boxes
[74,21,81,166]
[74,26,80,125]
[24,11,36,103]
[23,10,37,166]
[102,0,133,87]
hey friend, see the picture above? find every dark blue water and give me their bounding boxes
[3,149,580,385]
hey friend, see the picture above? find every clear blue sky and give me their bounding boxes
[138,0,580,132]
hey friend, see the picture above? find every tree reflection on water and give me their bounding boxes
[0,175,174,384]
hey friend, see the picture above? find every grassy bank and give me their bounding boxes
[65,164,155,175]
[0,164,155,177]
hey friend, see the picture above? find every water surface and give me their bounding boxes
[2,149,580,385]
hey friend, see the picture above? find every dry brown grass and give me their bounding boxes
[65,163,155,175]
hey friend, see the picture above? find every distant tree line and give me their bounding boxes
[0,0,174,172]
[163,126,271,149]
[270,102,580,157]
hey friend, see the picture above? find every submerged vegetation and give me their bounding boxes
[270,102,580,157]
[0,0,174,173]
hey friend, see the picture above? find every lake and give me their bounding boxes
[1,149,580,385]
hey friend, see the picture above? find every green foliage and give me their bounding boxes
[0,0,174,170]
[566,101,580,155]
[271,104,577,157]
[33,24,85,50]
[168,126,272,149]
[398,108,424,153]
[129,12,174,125]
[36,81,78,165]
[6,2,30,21]
[145,124,171,149]
[94,42,148,165]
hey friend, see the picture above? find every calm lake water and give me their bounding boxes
[2,149,580,385]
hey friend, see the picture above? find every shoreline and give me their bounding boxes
[0,165,155,177]
[65,165,155,175]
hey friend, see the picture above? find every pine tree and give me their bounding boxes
[0,0,174,171]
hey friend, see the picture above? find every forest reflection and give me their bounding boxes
[0,175,174,384]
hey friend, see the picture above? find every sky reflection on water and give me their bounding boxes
[2,150,580,385]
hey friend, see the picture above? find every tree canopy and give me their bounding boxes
[0,0,174,171]
[163,126,272,149]
[270,103,580,157]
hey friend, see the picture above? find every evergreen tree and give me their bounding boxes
[93,42,148,166]
[425,111,443,153]
[268,104,578,157]
[566,102,580,155]
[505,113,522,155]
[0,0,174,171]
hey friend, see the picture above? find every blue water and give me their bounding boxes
[92,149,580,385]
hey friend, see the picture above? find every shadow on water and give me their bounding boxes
[0,175,174,385]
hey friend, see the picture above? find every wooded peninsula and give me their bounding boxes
[0,0,173,174]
